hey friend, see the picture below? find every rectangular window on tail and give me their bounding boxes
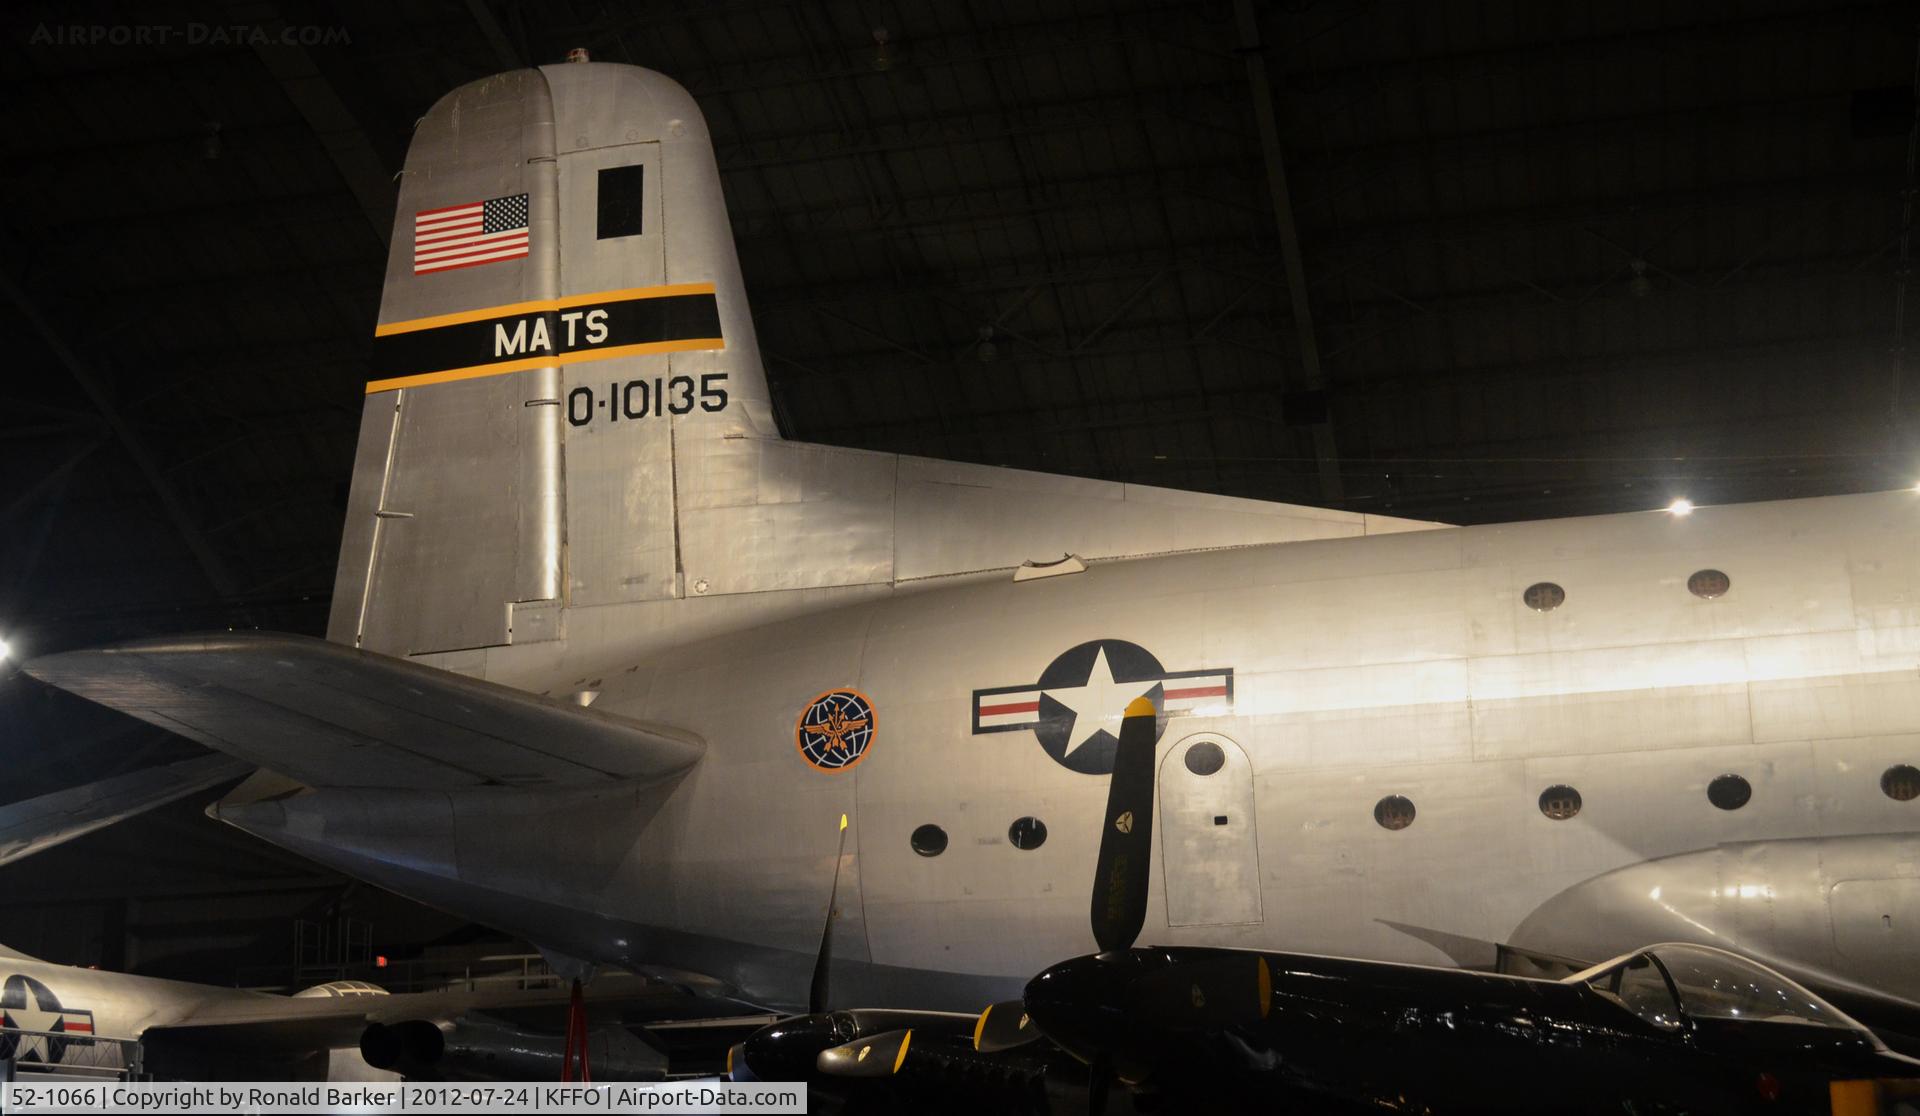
[596,164,646,239]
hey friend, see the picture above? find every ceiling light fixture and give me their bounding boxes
[1628,259,1652,298]
[975,325,997,363]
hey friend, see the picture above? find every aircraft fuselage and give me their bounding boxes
[225,487,1920,1011]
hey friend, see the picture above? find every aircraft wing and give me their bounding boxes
[25,634,703,791]
[139,976,688,1055]
[0,754,250,867]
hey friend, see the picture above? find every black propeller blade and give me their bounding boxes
[1090,692,1160,953]
[809,812,850,1015]
[961,688,1276,1110]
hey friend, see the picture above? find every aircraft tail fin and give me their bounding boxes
[327,60,1452,664]
[332,61,775,658]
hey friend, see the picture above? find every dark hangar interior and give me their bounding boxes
[1,0,1915,990]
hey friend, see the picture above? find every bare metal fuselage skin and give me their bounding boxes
[0,949,265,1047]
[220,488,1920,1012]
[0,948,357,1078]
[137,60,1919,1015]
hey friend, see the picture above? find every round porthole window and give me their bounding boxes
[1882,764,1920,802]
[910,823,948,857]
[1538,784,1582,820]
[1008,816,1047,850]
[1374,795,1416,831]
[1707,774,1751,811]
[1523,582,1566,611]
[1184,741,1226,776]
[1688,569,1731,599]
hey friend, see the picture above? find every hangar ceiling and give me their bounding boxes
[3,0,1917,646]
[0,0,1915,979]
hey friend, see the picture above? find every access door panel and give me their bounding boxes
[1159,733,1263,927]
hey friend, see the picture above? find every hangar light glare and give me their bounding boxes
[0,635,10,663]
[1667,498,1694,516]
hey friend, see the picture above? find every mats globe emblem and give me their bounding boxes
[797,689,877,772]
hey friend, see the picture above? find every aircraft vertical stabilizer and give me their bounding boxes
[328,60,1446,667]
[331,62,776,657]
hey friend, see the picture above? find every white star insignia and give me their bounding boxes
[1042,646,1155,761]
[5,1002,61,1062]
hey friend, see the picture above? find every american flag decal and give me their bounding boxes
[413,194,530,275]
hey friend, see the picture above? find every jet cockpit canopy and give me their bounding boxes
[1568,943,1873,1039]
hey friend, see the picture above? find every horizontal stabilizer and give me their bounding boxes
[26,634,702,790]
[0,754,249,867]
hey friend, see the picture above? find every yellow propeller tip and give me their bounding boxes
[839,813,849,831]
[1124,696,1156,718]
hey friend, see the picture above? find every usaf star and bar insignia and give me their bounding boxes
[0,973,94,1064]
[973,639,1234,775]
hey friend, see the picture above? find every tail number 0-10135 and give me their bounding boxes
[567,373,728,426]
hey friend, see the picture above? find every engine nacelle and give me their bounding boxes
[1510,833,1920,1005]
[359,1019,445,1071]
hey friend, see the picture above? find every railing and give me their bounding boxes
[1,1027,143,1081]
[237,951,575,994]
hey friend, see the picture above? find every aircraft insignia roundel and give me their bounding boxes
[0,973,94,1064]
[796,689,877,772]
[971,639,1234,775]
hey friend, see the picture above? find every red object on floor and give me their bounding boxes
[560,978,593,1082]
